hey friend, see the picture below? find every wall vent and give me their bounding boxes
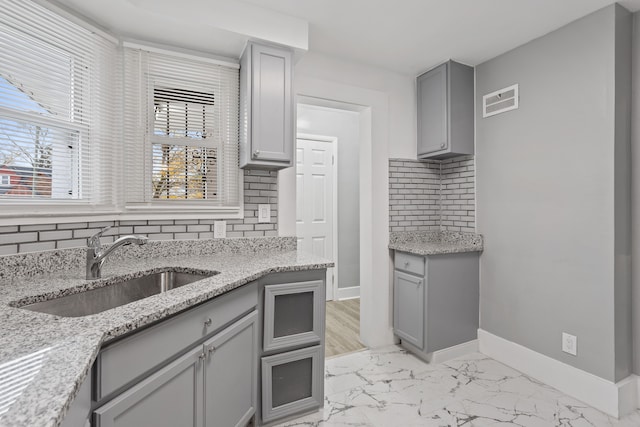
[482,84,519,118]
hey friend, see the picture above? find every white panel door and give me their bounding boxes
[296,138,335,300]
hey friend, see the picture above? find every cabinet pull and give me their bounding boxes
[204,318,212,327]
[440,143,446,149]
[253,150,260,158]
[208,346,216,355]
[404,261,410,268]
[198,352,206,361]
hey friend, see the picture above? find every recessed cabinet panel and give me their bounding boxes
[94,347,203,427]
[263,280,323,352]
[393,271,425,349]
[261,345,323,423]
[273,292,314,338]
[417,62,448,156]
[204,311,257,427]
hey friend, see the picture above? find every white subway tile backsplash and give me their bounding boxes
[0,170,279,255]
[389,155,476,232]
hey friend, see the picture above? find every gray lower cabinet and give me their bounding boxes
[393,271,424,349]
[93,309,258,427]
[393,251,479,358]
[94,346,204,427]
[261,345,323,424]
[417,60,474,160]
[204,311,258,427]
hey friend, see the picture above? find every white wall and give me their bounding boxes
[279,51,416,348]
[297,104,360,291]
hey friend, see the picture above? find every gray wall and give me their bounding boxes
[632,11,640,375]
[297,104,360,289]
[477,4,631,382]
[0,169,278,255]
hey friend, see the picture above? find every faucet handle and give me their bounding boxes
[88,226,113,251]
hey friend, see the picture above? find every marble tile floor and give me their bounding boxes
[275,345,640,427]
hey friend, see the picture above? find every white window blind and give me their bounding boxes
[0,0,118,205]
[124,47,240,208]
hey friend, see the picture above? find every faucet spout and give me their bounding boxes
[86,228,149,280]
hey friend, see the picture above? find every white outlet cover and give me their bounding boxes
[213,221,226,238]
[562,332,577,356]
[258,204,270,223]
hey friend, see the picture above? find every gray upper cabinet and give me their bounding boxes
[240,42,293,170]
[417,60,474,160]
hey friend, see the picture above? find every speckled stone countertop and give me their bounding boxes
[388,231,483,255]
[0,237,332,427]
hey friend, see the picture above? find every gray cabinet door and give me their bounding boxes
[393,270,425,349]
[94,347,204,427]
[261,345,324,423]
[417,62,448,156]
[251,43,292,163]
[203,311,258,427]
[263,280,324,352]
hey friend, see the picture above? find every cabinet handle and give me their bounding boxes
[404,261,410,268]
[204,318,212,327]
[208,346,216,355]
[199,352,206,361]
[440,143,446,149]
[253,150,260,158]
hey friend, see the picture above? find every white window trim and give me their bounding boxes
[0,5,246,226]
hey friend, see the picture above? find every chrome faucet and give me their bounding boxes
[86,226,149,279]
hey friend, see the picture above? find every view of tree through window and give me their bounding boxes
[151,86,219,200]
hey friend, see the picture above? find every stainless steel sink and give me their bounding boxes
[20,269,218,317]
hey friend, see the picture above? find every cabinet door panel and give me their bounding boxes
[251,44,292,162]
[417,62,448,156]
[204,311,258,427]
[94,347,203,427]
[261,345,323,423]
[263,280,324,352]
[393,271,425,349]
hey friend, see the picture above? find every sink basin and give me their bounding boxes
[20,268,218,317]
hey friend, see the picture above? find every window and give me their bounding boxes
[124,47,241,210]
[0,0,117,207]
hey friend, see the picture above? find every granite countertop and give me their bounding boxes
[388,231,483,256]
[0,237,332,427]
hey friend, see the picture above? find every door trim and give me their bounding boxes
[296,132,338,301]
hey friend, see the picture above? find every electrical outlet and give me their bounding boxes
[213,221,226,238]
[562,332,577,356]
[258,204,270,223]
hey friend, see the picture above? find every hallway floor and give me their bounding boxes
[325,298,365,358]
[276,346,640,426]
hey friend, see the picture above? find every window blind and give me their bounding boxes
[123,47,240,208]
[0,0,118,205]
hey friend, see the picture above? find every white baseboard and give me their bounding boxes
[336,286,359,300]
[427,339,478,364]
[478,329,637,418]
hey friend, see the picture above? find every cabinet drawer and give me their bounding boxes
[95,282,257,402]
[263,280,324,352]
[394,252,425,276]
[261,345,323,423]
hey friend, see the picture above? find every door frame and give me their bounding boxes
[296,132,338,301]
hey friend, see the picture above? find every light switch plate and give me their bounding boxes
[258,204,270,223]
[213,221,226,238]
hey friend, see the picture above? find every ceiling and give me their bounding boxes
[54,0,640,75]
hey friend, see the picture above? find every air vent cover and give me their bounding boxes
[483,84,519,118]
